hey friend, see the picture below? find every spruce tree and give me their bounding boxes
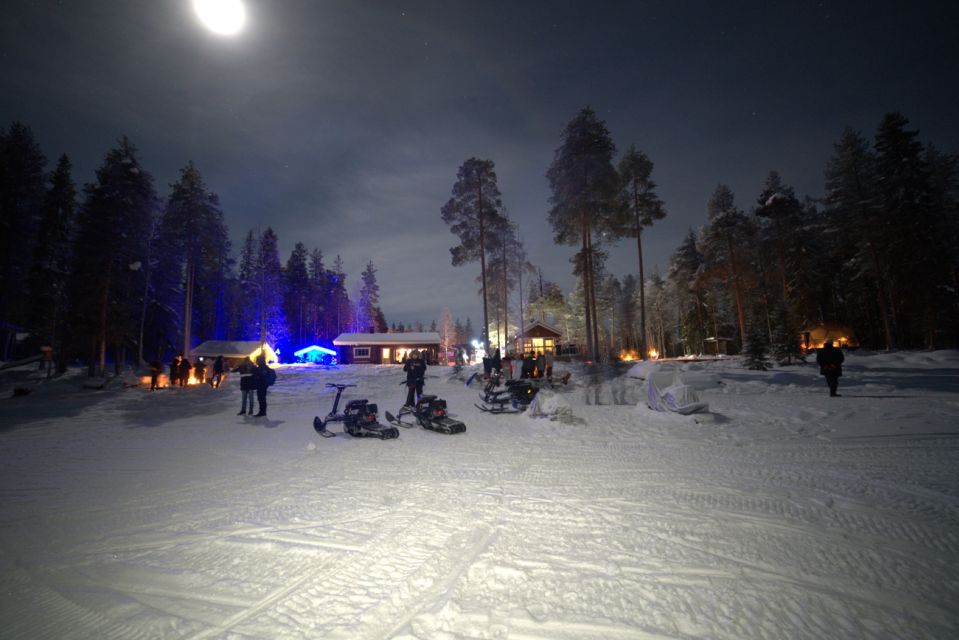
[28,154,76,351]
[356,260,380,332]
[70,137,156,375]
[743,316,771,371]
[283,242,310,346]
[235,230,258,339]
[155,162,229,356]
[700,185,751,349]
[0,122,47,348]
[255,227,288,348]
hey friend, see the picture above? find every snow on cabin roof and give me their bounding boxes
[333,332,441,346]
[518,320,562,337]
[189,340,272,358]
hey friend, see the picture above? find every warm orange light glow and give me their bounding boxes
[648,349,660,359]
[619,349,639,361]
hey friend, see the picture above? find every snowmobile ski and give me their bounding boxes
[313,416,336,437]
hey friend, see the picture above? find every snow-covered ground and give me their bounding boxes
[1,351,958,639]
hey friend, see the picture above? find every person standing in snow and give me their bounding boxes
[544,349,555,382]
[194,357,207,385]
[491,348,502,377]
[211,355,225,388]
[149,360,162,390]
[253,354,271,416]
[178,357,192,386]
[235,358,256,414]
[169,355,182,387]
[403,349,427,408]
[816,339,845,397]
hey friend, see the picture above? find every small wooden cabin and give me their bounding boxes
[514,321,562,356]
[333,332,441,364]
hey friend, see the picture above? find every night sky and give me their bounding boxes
[3,1,958,327]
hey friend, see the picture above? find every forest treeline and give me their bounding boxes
[445,108,958,363]
[2,109,957,374]
[0,126,477,374]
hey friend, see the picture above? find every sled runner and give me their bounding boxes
[313,383,399,439]
[385,395,466,434]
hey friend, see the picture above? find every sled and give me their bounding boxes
[386,395,466,434]
[313,383,399,440]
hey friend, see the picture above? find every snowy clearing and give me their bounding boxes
[1,351,958,639]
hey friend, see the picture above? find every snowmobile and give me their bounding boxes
[475,373,540,414]
[385,394,466,434]
[313,383,399,439]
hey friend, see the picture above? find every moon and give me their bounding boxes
[193,0,246,36]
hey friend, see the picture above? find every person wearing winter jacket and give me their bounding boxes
[235,358,256,414]
[178,357,192,386]
[253,354,271,417]
[816,339,845,397]
[403,350,427,408]
[211,355,225,388]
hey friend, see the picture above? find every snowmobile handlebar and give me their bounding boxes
[325,383,356,389]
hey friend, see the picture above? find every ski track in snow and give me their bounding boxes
[1,352,958,639]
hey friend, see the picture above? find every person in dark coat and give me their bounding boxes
[235,358,256,414]
[194,358,207,385]
[178,357,192,387]
[403,349,427,408]
[169,356,182,387]
[211,355,225,388]
[491,348,502,377]
[535,351,546,379]
[816,339,845,397]
[253,354,270,416]
[149,360,162,390]
[521,353,535,379]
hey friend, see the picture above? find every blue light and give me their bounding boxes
[294,345,337,358]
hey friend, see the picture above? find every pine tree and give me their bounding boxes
[307,248,326,341]
[234,230,258,339]
[874,113,941,347]
[546,107,619,362]
[283,242,310,346]
[255,227,288,348]
[616,145,667,359]
[441,157,507,349]
[667,229,707,355]
[355,260,380,332]
[743,315,771,371]
[70,137,156,375]
[700,185,751,349]
[0,122,47,350]
[823,127,892,349]
[155,162,229,356]
[28,154,76,351]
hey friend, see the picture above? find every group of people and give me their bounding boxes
[149,355,225,391]
[234,354,274,417]
[483,349,554,382]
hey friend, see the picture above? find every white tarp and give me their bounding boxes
[646,370,710,414]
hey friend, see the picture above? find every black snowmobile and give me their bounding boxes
[474,373,539,414]
[313,383,399,439]
[385,394,466,434]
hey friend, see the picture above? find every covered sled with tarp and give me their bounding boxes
[646,371,709,415]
